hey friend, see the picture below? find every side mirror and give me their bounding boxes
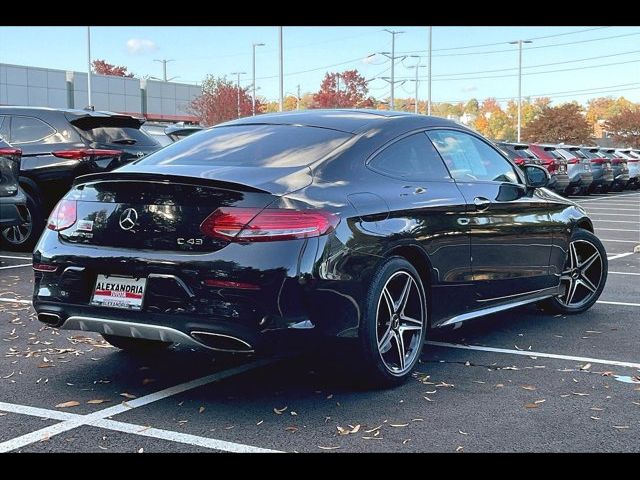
[523,164,549,188]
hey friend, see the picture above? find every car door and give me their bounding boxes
[427,129,555,304]
[366,131,474,322]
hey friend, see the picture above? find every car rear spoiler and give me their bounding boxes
[66,113,145,130]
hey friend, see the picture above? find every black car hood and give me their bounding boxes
[91,163,313,196]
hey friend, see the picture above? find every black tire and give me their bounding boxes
[353,256,428,388]
[102,334,172,353]
[539,228,608,314]
[0,189,43,251]
[578,187,590,196]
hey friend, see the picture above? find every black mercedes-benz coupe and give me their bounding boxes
[33,110,608,387]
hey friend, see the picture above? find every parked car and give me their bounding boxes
[527,144,570,194]
[615,148,640,189]
[598,148,629,191]
[141,122,202,147]
[554,145,594,195]
[0,137,28,243]
[496,142,542,166]
[578,147,614,193]
[0,107,162,249]
[33,110,608,387]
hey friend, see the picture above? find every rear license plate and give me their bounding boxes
[91,274,147,310]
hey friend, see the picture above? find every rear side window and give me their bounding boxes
[138,124,353,168]
[10,116,56,144]
[77,125,159,147]
[368,132,451,181]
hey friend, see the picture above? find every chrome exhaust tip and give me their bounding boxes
[38,312,62,326]
[190,331,254,353]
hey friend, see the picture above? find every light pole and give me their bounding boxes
[231,71,246,118]
[509,39,533,142]
[154,59,176,82]
[427,26,432,115]
[252,42,265,116]
[335,73,341,108]
[406,56,426,114]
[87,26,93,110]
[278,27,284,112]
[383,29,404,110]
[297,84,301,110]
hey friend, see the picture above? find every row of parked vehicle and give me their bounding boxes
[497,142,639,196]
[0,106,201,250]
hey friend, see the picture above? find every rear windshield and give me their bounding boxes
[137,124,353,168]
[76,125,160,147]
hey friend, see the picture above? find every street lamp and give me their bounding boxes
[252,42,265,116]
[231,71,247,118]
[509,39,533,142]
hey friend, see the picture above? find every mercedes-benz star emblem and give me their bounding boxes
[119,208,138,231]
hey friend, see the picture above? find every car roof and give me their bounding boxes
[498,142,529,148]
[0,105,141,119]
[216,109,463,134]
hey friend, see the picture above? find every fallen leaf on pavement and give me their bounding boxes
[285,426,298,433]
[199,406,205,414]
[459,430,468,435]
[456,446,464,452]
[390,423,409,428]
[365,425,382,434]
[534,399,546,404]
[521,385,536,391]
[590,416,600,420]
[572,392,589,396]
[525,403,539,409]
[423,396,432,402]
[56,401,80,408]
[256,420,264,425]
[138,448,144,453]
[273,406,288,415]
[580,363,592,371]
[590,407,604,411]
[318,446,340,450]
[87,399,110,404]
[120,393,137,399]
[142,378,155,385]
[403,439,411,445]
[613,426,629,430]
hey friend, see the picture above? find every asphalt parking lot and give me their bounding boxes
[1,191,639,453]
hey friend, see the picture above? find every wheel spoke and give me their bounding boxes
[399,324,422,334]
[378,326,394,353]
[580,251,600,274]
[569,242,579,270]
[399,313,422,326]
[579,275,597,294]
[381,287,394,318]
[394,331,406,371]
[565,278,579,305]
[396,275,413,314]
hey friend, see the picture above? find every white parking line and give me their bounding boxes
[601,239,640,243]
[590,213,640,216]
[0,358,277,453]
[584,203,640,207]
[586,207,640,212]
[607,252,636,260]
[596,228,640,232]
[610,271,640,276]
[597,300,640,307]
[0,297,31,305]
[94,419,281,453]
[0,401,281,453]
[576,194,640,203]
[0,255,31,260]
[425,341,640,369]
[593,220,640,224]
[0,263,31,270]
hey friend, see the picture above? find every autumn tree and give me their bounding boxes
[92,59,134,77]
[522,103,593,144]
[586,96,636,125]
[189,75,262,126]
[313,70,375,109]
[604,108,640,148]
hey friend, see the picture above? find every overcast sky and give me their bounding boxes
[1,26,639,105]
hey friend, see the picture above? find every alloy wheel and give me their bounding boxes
[1,208,32,246]
[375,271,425,376]
[557,239,604,309]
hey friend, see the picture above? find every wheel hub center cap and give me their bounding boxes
[572,270,580,279]
[391,314,400,330]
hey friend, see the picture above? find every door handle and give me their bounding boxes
[473,197,491,211]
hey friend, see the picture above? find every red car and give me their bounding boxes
[527,144,570,194]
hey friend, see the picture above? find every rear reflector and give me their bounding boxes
[33,263,58,272]
[47,199,77,231]
[200,207,339,242]
[52,149,122,160]
[204,279,260,290]
[513,157,526,166]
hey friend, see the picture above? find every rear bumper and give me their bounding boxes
[567,172,593,189]
[32,230,362,352]
[0,189,27,227]
[549,174,570,192]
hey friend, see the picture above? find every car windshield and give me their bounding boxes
[137,124,353,168]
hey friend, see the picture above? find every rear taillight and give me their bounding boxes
[47,199,77,231]
[567,158,579,164]
[200,207,340,242]
[514,157,526,166]
[0,148,22,157]
[52,149,122,160]
[541,159,556,172]
[33,263,58,273]
[590,158,606,164]
[203,279,260,290]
